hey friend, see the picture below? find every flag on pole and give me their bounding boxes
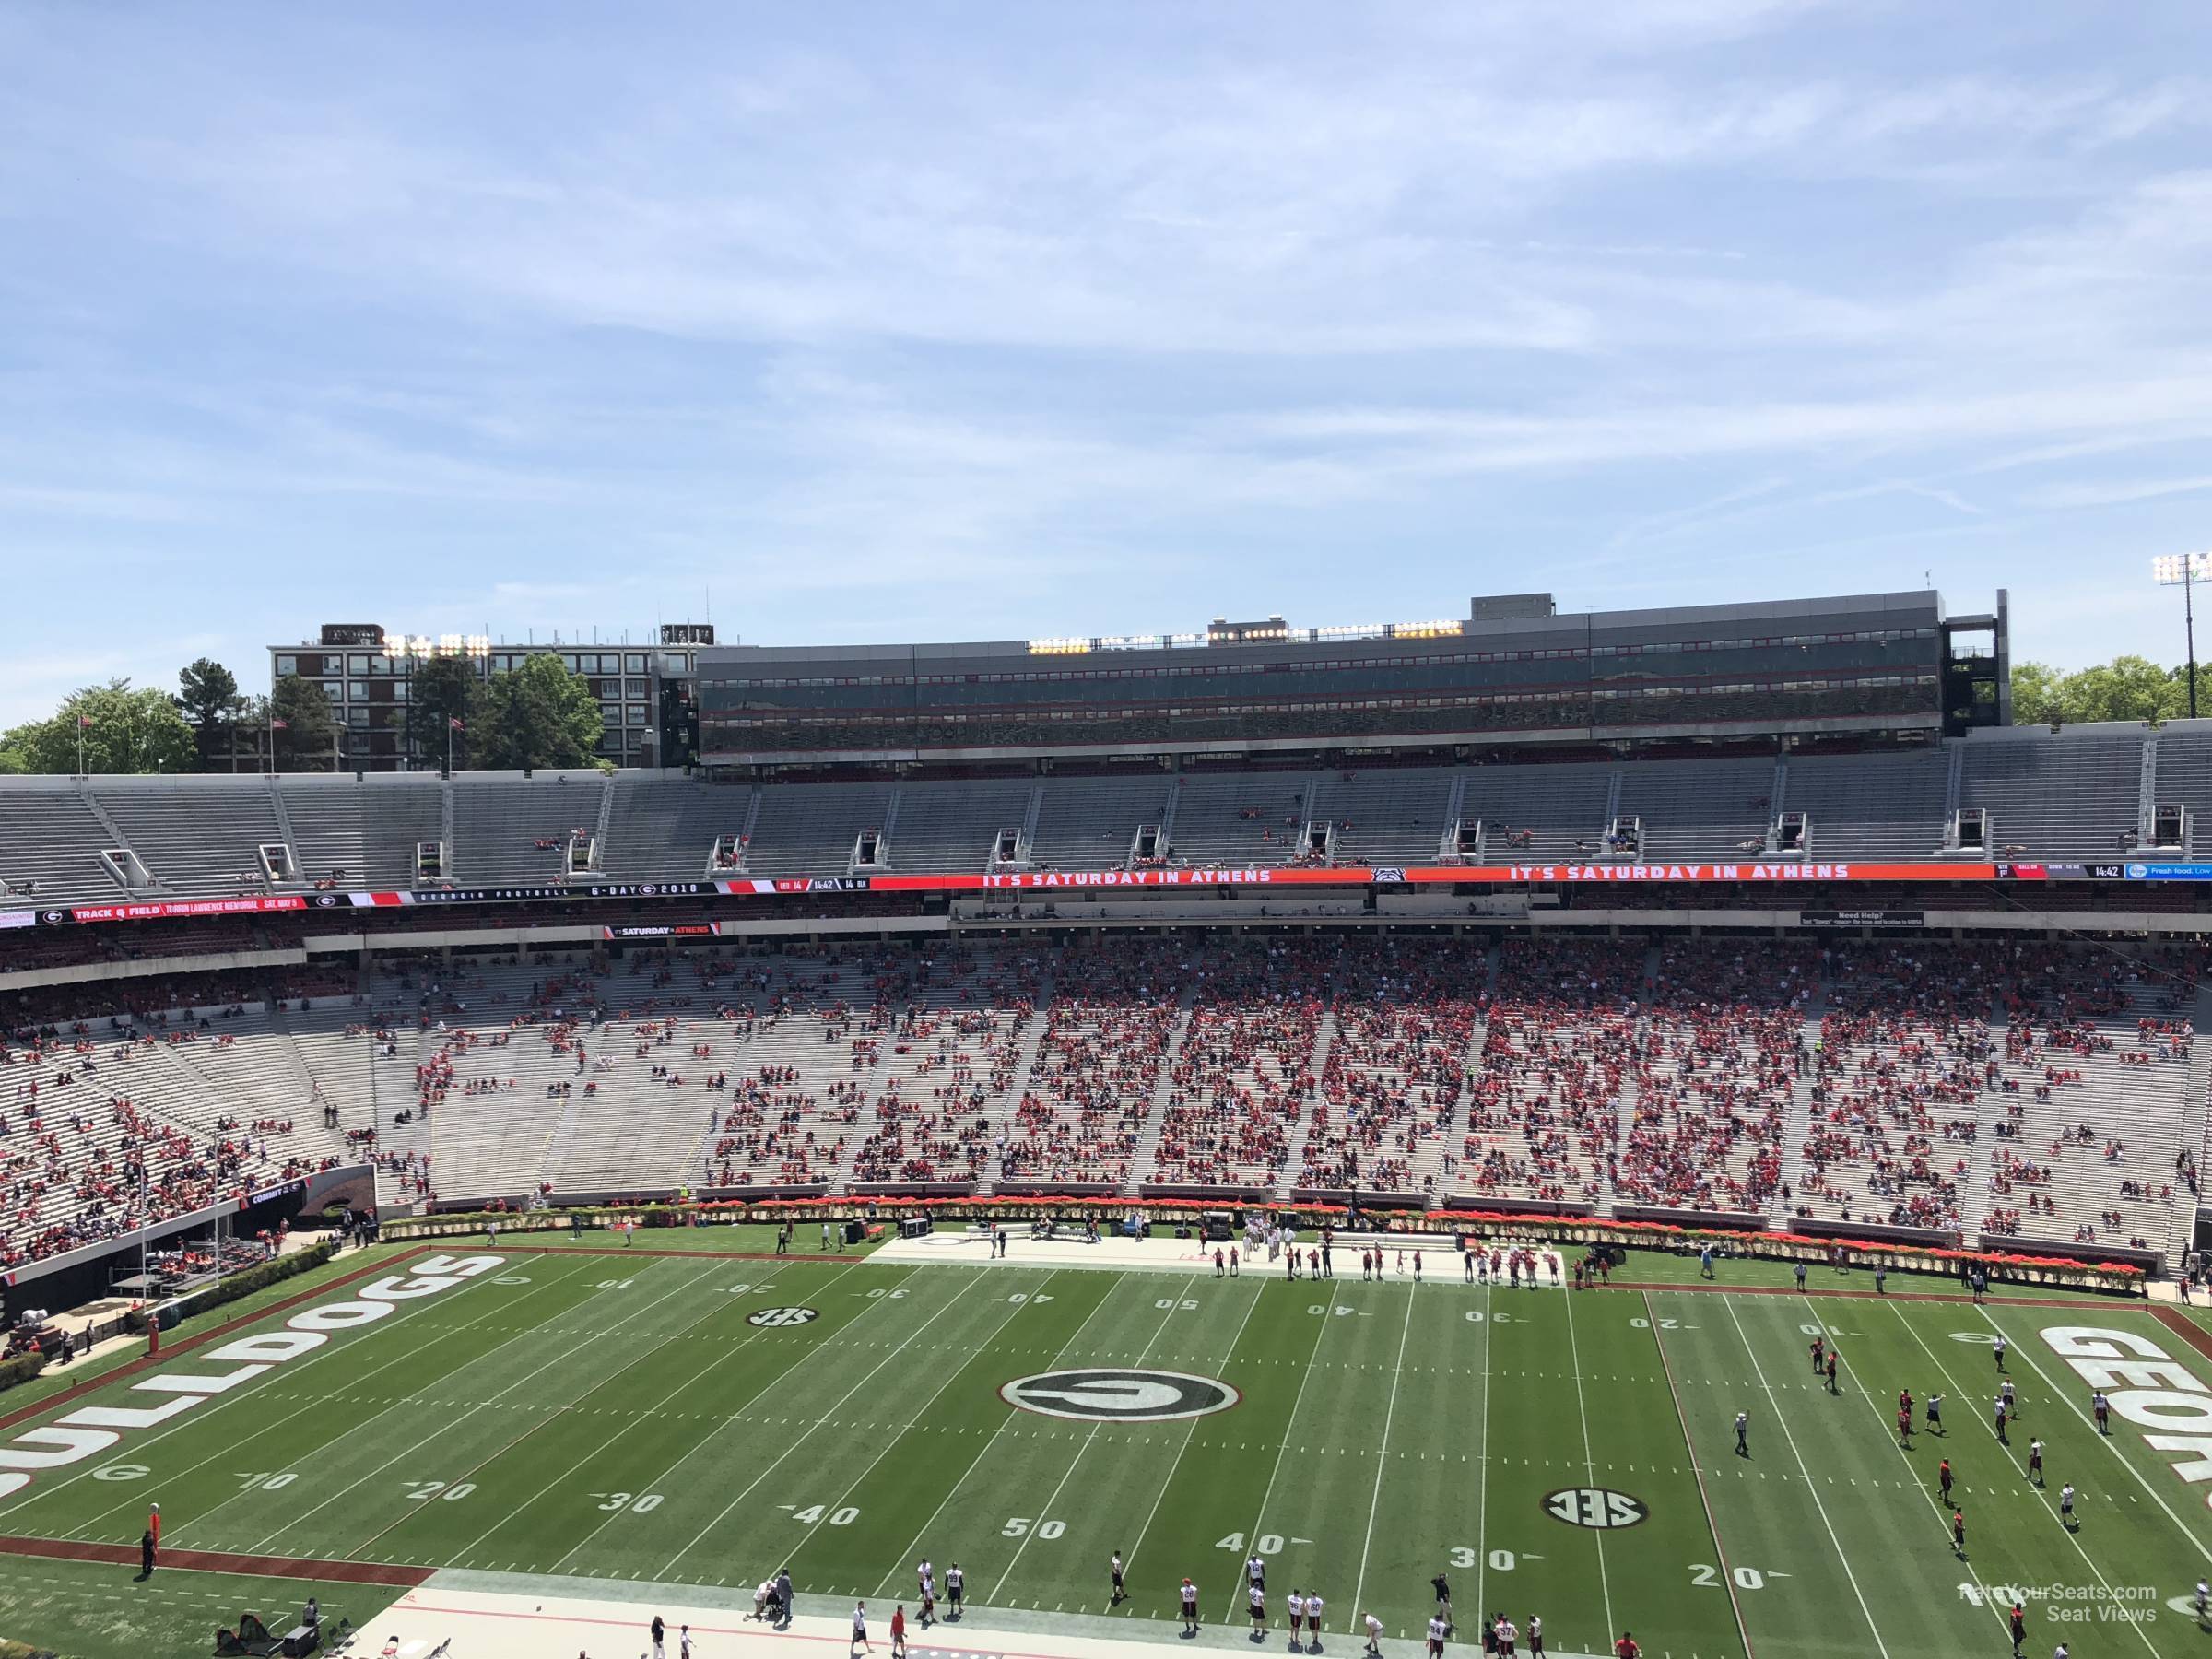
[449,716,465,731]
[76,715,91,729]
[270,717,289,730]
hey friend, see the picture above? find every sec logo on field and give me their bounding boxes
[1544,1487,1649,1529]
[1000,1369,1241,1423]
[747,1306,819,1327]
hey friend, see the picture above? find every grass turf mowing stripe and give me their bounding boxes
[1974,1300,2212,1559]
[413,1255,877,1570]
[1113,1275,1267,1609]
[534,1262,943,1579]
[833,1269,1123,1601]
[1347,1263,1417,1626]
[1718,1291,1891,1659]
[653,1266,994,1580]
[788,1269,1074,1588]
[1644,1292,1753,1659]
[494,1260,931,1580]
[1215,1277,1333,1625]
[0,1248,611,1545]
[1867,1299,2156,1657]
[235,1257,732,1554]
[1559,1265,1615,1641]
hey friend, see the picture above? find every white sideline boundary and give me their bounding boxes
[869,1230,1567,1285]
[360,1581,1613,1659]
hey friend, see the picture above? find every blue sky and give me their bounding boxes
[3,0,2208,724]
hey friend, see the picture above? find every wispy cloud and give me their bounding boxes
[0,2,2207,725]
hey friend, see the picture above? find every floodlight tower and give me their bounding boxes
[2153,553,2212,720]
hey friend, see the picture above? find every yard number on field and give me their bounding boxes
[592,1491,665,1512]
[1449,1547,1520,1571]
[233,1471,297,1491]
[785,1504,860,1525]
[1692,1564,1774,1590]
[1003,1518,1066,1538]
[403,1480,476,1501]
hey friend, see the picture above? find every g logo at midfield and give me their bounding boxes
[1000,1369,1240,1423]
[747,1306,819,1327]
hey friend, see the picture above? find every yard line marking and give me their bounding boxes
[988,1275,1196,1605]
[789,1269,1060,1572]
[1972,1302,2212,1557]
[1877,1300,2154,1659]
[23,1249,608,1538]
[241,1258,727,1553]
[1719,1294,1889,1659]
[1472,1277,1493,1630]
[1561,1265,1616,1641]
[549,1264,938,1577]
[1223,1282,1335,1624]
[1118,1278,1266,1598]
[434,1255,874,1568]
[655,1267,994,1578]
[1643,1294,1753,1659]
[1349,1278,1418,1625]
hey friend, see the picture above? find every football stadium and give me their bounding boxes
[6,585,2212,1659]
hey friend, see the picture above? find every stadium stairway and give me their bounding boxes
[1772,985,1827,1213]
[1125,987,1199,1194]
[1276,1006,1337,1197]
[1955,993,2012,1241]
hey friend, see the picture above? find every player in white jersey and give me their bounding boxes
[916,1561,934,1625]
[1496,1615,1518,1656]
[946,1563,963,1618]
[1426,1615,1447,1656]
[1181,1578,1200,1634]
[2059,1483,2077,1529]
[1287,1592,1306,1642]
[1527,1612,1544,1655]
[1110,1551,1125,1606]
[1365,1611,1384,1654]
[1250,1584,1267,1632]
[1305,1592,1324,1641]
[1249,1554,1266,1594]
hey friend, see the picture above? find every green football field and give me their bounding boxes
[3,1238,2209,1659]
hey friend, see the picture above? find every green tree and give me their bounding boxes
[4,679,195,774]
[269,675,341,771]
[174,657,240,771]
[472,652,606,771]
[405,653,481,768]
[2010,655,2194,726]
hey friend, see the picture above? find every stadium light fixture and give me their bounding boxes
[2153,553,2212,721]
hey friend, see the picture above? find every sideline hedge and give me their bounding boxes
[389,1195,2149,1295]
[123,1239,342,1334]
[0,1349,47,1396]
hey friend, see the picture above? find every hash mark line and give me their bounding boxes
[1118,1277,1266,1595]
[1877,1300,2153,1659]
[1973,1302,2212,1558]
[242,1259,725,1553]
[988,1275,1196,1605]
[1222,1281,1335,1625]
[1348,1277,1417,1624]
[655,1268,992,1579]
[26,1249,606,1540]
[1718,1293,1889,1659]
[1561,1262,1616,1642]
[1643,1293,1753,1659]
